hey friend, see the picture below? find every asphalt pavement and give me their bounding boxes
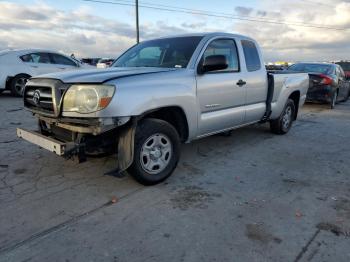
[0,93,349,262]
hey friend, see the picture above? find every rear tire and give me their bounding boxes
[128,118,181,185]
[270,99,295,135]
[330,91,337,109]
[10,74,30,97]
[343,89,349,102]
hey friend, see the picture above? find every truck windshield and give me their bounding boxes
[113,36,203,68]
[288,63,334,75]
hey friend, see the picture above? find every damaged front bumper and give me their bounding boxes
[16,115,128,161]
[16,115,137,171]
[16,126,105,163]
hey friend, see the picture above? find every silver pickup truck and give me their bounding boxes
[17,32,309,185]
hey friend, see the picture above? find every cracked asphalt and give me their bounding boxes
[0,93,349,262]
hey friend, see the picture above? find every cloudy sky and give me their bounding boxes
[0,0,349,62]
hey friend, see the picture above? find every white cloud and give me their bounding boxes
[231,0,350,61]
[0,1,349,62]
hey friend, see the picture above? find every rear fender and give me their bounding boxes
[270,74,308,119]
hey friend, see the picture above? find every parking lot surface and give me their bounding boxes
[0,93,349,262]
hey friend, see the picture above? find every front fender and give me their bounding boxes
[103,71,198,140]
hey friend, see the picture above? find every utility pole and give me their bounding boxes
[136,0,139,43]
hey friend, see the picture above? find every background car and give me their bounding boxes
[288,62,350,109]
[336,61,350,79]
[81,58,101,66]
[96,58,115,68]
[266,64,285,71]
[0,49,92,96]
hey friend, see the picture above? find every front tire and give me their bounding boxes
[128,118,181,185]
[270,99,295,135]
[10,74,30,97]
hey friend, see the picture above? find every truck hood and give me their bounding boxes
[32,67,178,83]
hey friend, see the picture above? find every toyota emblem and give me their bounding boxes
[33,90,40,105]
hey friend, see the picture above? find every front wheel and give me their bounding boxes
[128,118,181,185]
[10,74,30,97]
[270,99,295,135]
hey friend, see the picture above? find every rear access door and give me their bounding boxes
[240,40,268,123]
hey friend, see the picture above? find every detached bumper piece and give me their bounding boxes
[16,128,87,162]
[17,128,66,156]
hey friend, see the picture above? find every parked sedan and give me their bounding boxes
[0,49,91,96]
[288,63,350,109]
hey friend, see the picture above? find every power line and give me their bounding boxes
[296,0,334,8]
[82,0,348,31]
[97,0,336,28]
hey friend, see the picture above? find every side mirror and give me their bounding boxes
[198,55,228,74]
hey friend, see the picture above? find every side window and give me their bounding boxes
[336,66,344,78]
[335,67,340,76]
[20,54,34,63]
[339,67,345,78]
[241,40,261,72]
[20,53,50,63]
[202,39,239,72]
[50,54,77,66]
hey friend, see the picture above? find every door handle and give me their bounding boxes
[58,67,66,70]
[236,79,247,87]
[30,65,38,68]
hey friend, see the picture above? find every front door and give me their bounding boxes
[196,38,246,136]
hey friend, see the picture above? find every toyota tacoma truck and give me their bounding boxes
[17,33,309,185]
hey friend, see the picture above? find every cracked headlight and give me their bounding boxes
[63,85,115,113]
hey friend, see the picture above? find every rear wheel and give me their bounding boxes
[330,91,337,109]
[128,118,181,185]
[10,74,30,97]
[343,89,349,102]
[270,99,295,135]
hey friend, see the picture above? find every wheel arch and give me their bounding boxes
[288,91,300,120]
[7,73,31,89]
[139,106,189,143]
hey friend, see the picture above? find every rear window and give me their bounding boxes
[288,63,334,75]
[241,40,261,72]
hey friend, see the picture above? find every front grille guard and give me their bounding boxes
[24,79,70,117]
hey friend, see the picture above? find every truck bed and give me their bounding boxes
[266,71,309,120]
